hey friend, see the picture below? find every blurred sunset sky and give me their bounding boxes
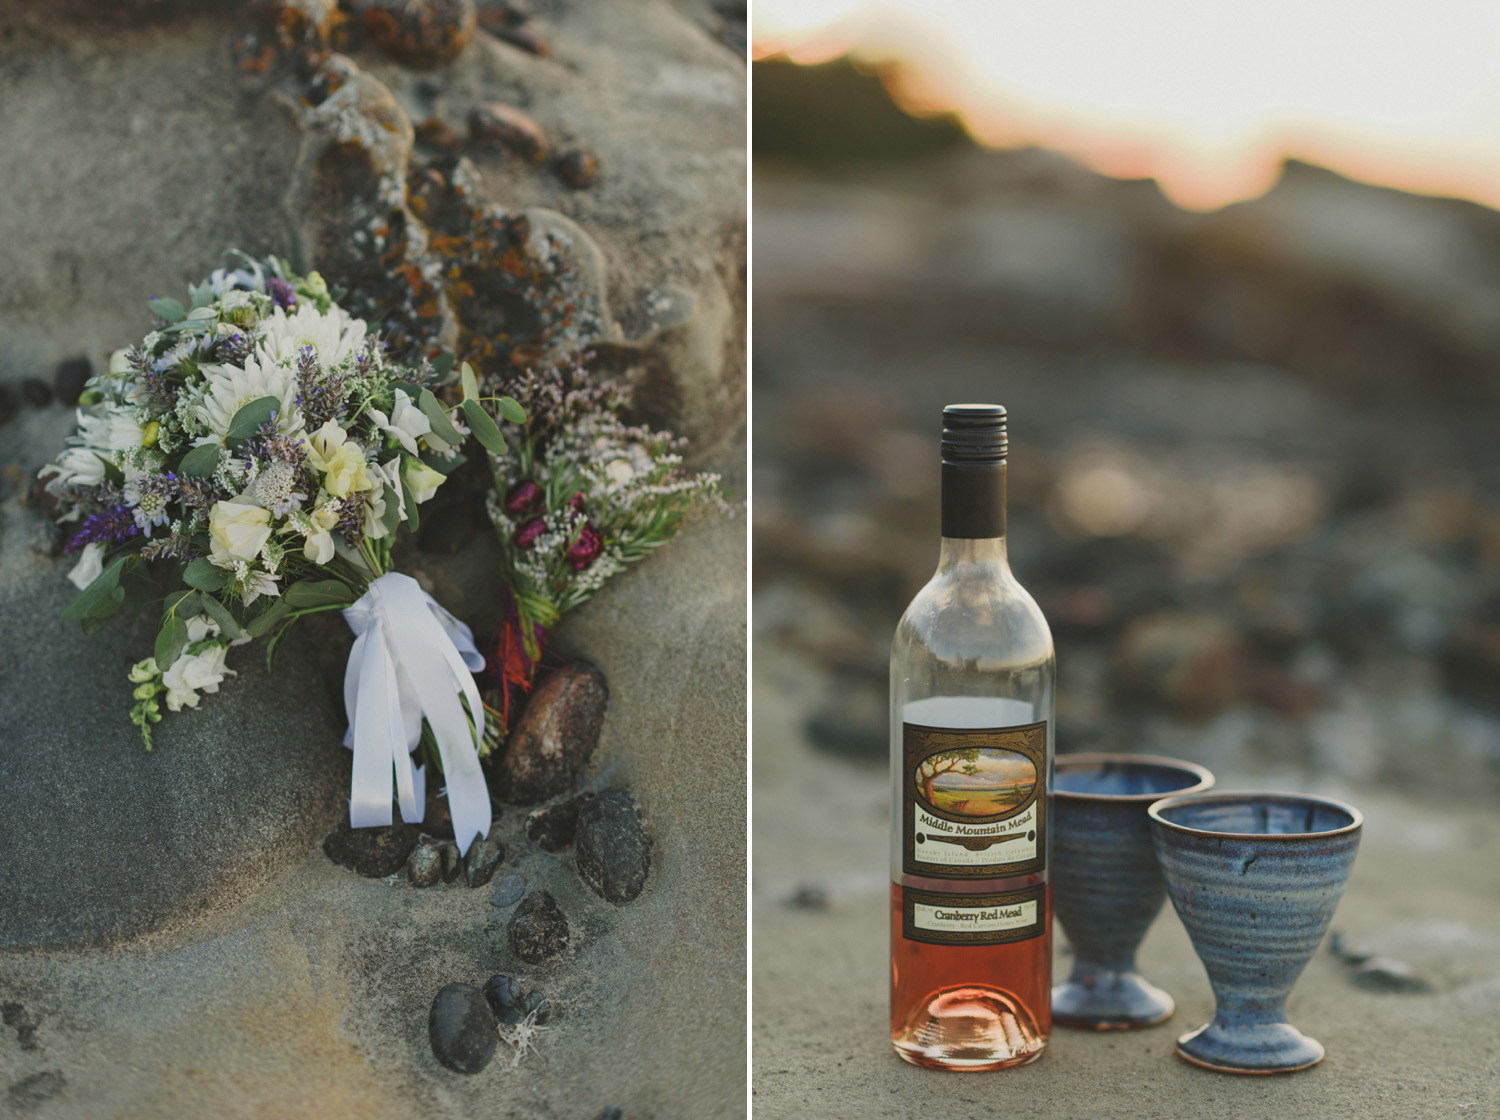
[753,0,1500,211]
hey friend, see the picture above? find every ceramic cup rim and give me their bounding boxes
[1054,753,1215,803]
[1147,790,1364,841]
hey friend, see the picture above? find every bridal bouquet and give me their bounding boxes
[480,355,729,728]
[41,254,523,851]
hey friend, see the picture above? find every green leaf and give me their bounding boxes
[245,596,291,639]
[431,352,455,383]
[495,395,526,424]
[404,479,420,532]
[179,443,221,479]
[198,593,242,640]
[392,380,422,400]
[418,389,462,446]
[284,579,356,609]
[60,556,128,621]
[80,614,115,637]
[459,361,478,402]
[224,396,281,446]
[421,450,466,476]
[183,557,228,591]
[148,297,186,323]
[164,589,202,618]
[155,613,189,668]
[461,398,507,455]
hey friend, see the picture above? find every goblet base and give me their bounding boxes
[1052,967,1174,1030]
[1175,1017,1325,1074]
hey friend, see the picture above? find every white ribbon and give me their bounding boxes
[341,572,491,855]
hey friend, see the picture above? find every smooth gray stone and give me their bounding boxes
[0,503,348,951]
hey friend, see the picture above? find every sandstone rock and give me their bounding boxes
[359,0,478,68]
[492,662,608,804]
[556,148,598,190]
[468,102,547,161]
[575,789,650,905]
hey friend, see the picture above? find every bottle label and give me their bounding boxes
[902,720,1047,880]
[901,884,1047,946]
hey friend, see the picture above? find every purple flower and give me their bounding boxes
[566,525,601,570]
[66,504,139,553]
[269,276,297,310]
[512,517,546,551]
[503,479,542,515]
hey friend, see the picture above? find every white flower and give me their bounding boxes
[305,421,377,498]
[241,568,281,605]
[41,447,108,490]
[369,389,432,455]
[363,487,391,541]
[303,503,340,565]
[67,542,106,589]
[604,458,634,486]
[403,458,446,504]
[186,616,220,643]
[194,356,303,443]
[249,460,307,516]
[161,642,235,712]
[208,498,273,567]
[255,303,367,370]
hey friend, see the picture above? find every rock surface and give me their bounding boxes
[492,662,609,804]
[461,833,504,887]
[407,838,445,887]
[575,789,652,905]
[506,889,570,963]
[524,793,590,852]
[323,822,424,878]
[427,983,497,1075]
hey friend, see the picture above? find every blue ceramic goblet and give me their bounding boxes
[1051,753,1215,1029]
[1148,792,1363,1074]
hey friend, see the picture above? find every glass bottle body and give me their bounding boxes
[890,536,1056,1071]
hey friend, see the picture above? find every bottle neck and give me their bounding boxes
[940,461,1007,540]
[937,534,1009,572]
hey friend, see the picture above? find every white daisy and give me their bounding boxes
[194,356,303,443]
[255,303,367,370]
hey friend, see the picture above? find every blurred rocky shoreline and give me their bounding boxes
[755,136,1500,799]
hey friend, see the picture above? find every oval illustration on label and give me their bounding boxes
[914,748,1037,817]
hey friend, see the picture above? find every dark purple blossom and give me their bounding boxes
[512,517,546,551]
[66,504,139,553]
[269,276,297,310]
[295,344,349,430]
[503,479,542,515]
[565,525,601,571]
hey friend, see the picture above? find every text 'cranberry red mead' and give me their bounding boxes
[889,404,1056,1071]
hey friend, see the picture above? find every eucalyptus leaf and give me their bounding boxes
[80,614,114,638]
[380,483,402,535]
[148,297,186,323]
[183,557,228,592]
[284,579,356,609]
[198,593,242,639]
[421,450,466,476]
[418,389,462,446]
[459,361,478,402]
[60,556,127,621]
[245,596,291,639]
[164,589,202,618]
[404,479,420,532]
[155,613,190,669]
[225,396,281,446]
[179,443,221,479]
[495,395,526,424]
[431,352,455,383]
[460,398,507,455]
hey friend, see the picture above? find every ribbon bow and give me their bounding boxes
[341,572,491,855]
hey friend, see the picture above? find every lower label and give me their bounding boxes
[901,885,1047,946]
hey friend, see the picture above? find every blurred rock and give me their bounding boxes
[1348,956,1435,994]
[803,677,885,761]
[323,822,423,879]
[468,102,547,162]
[53,357,91,407]
[1116,612,1242,717]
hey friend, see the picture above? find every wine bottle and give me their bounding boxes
[889,403,1056,1071]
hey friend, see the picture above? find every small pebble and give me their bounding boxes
[439,840,463,883]
[524,795,589,852]
[0,384,17,427]
[408,838,444,887]
[556,148,598,190]
[482,974,550,1026]
[1328,930,1374,965]
[53,357,91,406]
[490,871,525,908]
[428,983,498,1074]
[323,822,423,878]
[1349,956,1434,993]
[592,1108,623,1120]
[20,378,52,408]
[463,835,505,888]
[416,116,461,152]
[507,889,570,963]
[494,22,548,56]
[468,102,548,162]
[787,884,829,910]
[364,0,478,68]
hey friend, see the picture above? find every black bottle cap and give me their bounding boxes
[942,404,1007,466]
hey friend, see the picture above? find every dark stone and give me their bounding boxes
[524,794,590,852]
[492,662,608,804]
[8,1071,65,1110]
[1349,957,1434,993]
[0,384,17,426]
[507,889,570,963]
[468,102,548,162]
[556,148,598,190]
[490,871,524,908]
[575,789,651,905]
[20,378,52,408]
[2,1002,39,1051]
[463,834,505,887]
[53,356,92,407]
[592,1108,623,1120]
[482,974,550,1026]
[804,688,883,761]
[787,884,828,910]
[1328,929,1375,965]
[415,116,462,152]
[408,837,444,887]
[439,839,464,882]
[363,0,478,68]
[323,821,423,879]
[428,982,498,1074]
